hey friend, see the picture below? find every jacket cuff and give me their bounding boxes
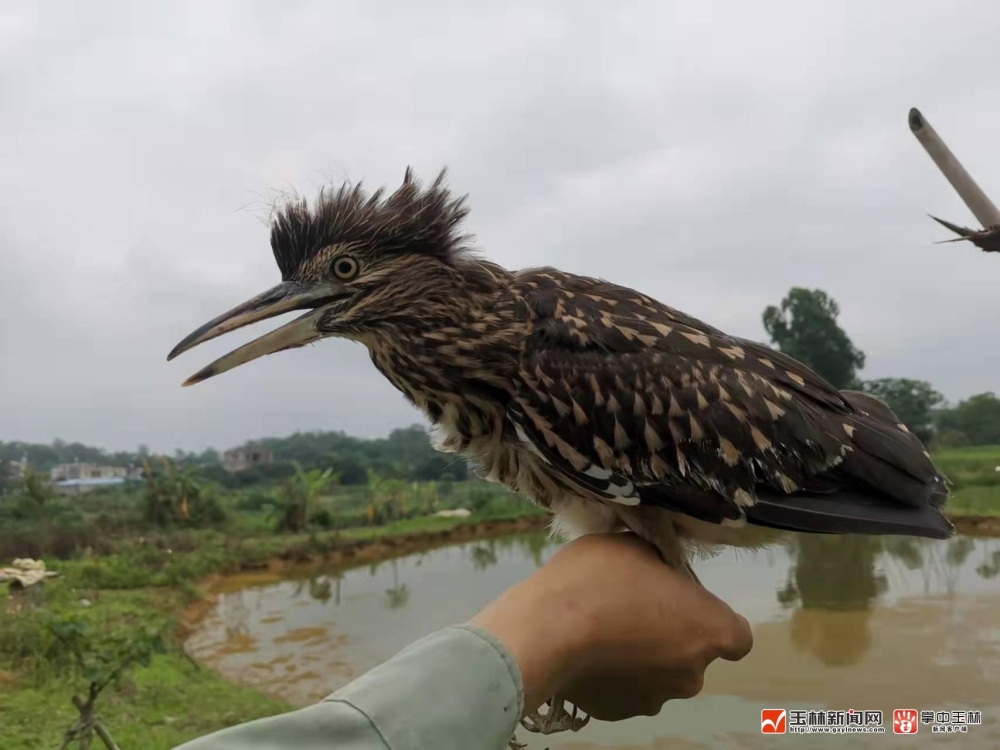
[325,624,524,750]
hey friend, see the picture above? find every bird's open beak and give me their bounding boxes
[167,281,347,386]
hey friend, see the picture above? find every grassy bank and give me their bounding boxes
[2,615,290,750]
[934,445,1000,517]
[0,562,291,750]
[0,510,546,750]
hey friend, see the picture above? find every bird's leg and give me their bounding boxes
[520,694,591,735]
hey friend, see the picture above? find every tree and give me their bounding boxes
[859,378,944,444]
[365,470,409,525]
[0,460,13,495]
[762,288,866,389]
[142,459,225,528]
[19,467,50,523]
[42,613,166,750]
[328,453,367,485]
[197,448,221,465]
[416,480,438,514]
[935,392,1000,446]
[275,463,334,533]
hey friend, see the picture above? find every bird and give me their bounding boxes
[168,168,953,739]
[928,216,1000,255]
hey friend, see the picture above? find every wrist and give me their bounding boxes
[470,580,592,714]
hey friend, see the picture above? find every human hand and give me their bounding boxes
[470,532,752,721]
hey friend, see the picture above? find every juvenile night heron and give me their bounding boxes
[169,169,952,738]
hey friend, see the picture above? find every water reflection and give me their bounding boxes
[778,536,884,666]
[309,577,332,604]
[775,534,1000,667]
[384,559,410,610]
[466,535,554,572]
[470,541,499,571]
[286,534,555,612]
[978,548,1000,579]
[187,532,1000,747]
[290,575,337,605]
[883,536,924,571]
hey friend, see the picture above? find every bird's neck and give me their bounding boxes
[365,289,523,436]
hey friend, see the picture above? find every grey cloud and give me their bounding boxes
[2,0,998,452]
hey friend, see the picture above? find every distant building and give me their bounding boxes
[50,461,128,482]
[223,443,274,473]
[6,455,28,482]
[54,476,132,495]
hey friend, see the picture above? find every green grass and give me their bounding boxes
[1,649,290,750]
[934,445,1000,485]
[0,580,291,750]
[946,485,1000,517]
[933,445,1000,517]
[339,498,544,541]
[37,499,541,593]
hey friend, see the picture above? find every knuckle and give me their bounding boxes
[714,613,753,660]
[640,699,665,717]
[677,671,704,699]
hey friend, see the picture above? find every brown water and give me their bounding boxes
[186,533,1000,748]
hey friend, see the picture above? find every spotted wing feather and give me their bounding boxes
[508,269,953,540]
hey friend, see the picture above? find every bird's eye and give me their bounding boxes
[332,256,359,280]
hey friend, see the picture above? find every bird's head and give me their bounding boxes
[168,169,498,386]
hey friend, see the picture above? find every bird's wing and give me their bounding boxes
[506,269,951,538]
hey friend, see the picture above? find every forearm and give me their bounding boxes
[173,625,523,750]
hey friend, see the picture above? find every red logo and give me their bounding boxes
[893,709,918,734]
[761,709,786,733]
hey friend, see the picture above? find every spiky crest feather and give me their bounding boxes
[269,169,472,279]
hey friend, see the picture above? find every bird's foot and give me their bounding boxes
[507,735,528,750]
[520,696,590,735]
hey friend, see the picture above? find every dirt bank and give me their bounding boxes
[950,514,1000,537]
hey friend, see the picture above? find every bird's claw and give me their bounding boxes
[520,697,590,735]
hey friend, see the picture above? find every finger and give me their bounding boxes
[686,586,754,662]
[670,668,705,700]
[686,581,753,666]
[566,684,645,722]
[718,613,754,661]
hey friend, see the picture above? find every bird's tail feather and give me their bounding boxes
[746,488,953,539]
[839,391,941,504]
[745,390,953,539]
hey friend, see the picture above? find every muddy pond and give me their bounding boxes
[187,532,1000,748]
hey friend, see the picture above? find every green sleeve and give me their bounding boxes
[173,624,524,750]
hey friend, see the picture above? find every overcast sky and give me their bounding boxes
[2,1,999,453]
